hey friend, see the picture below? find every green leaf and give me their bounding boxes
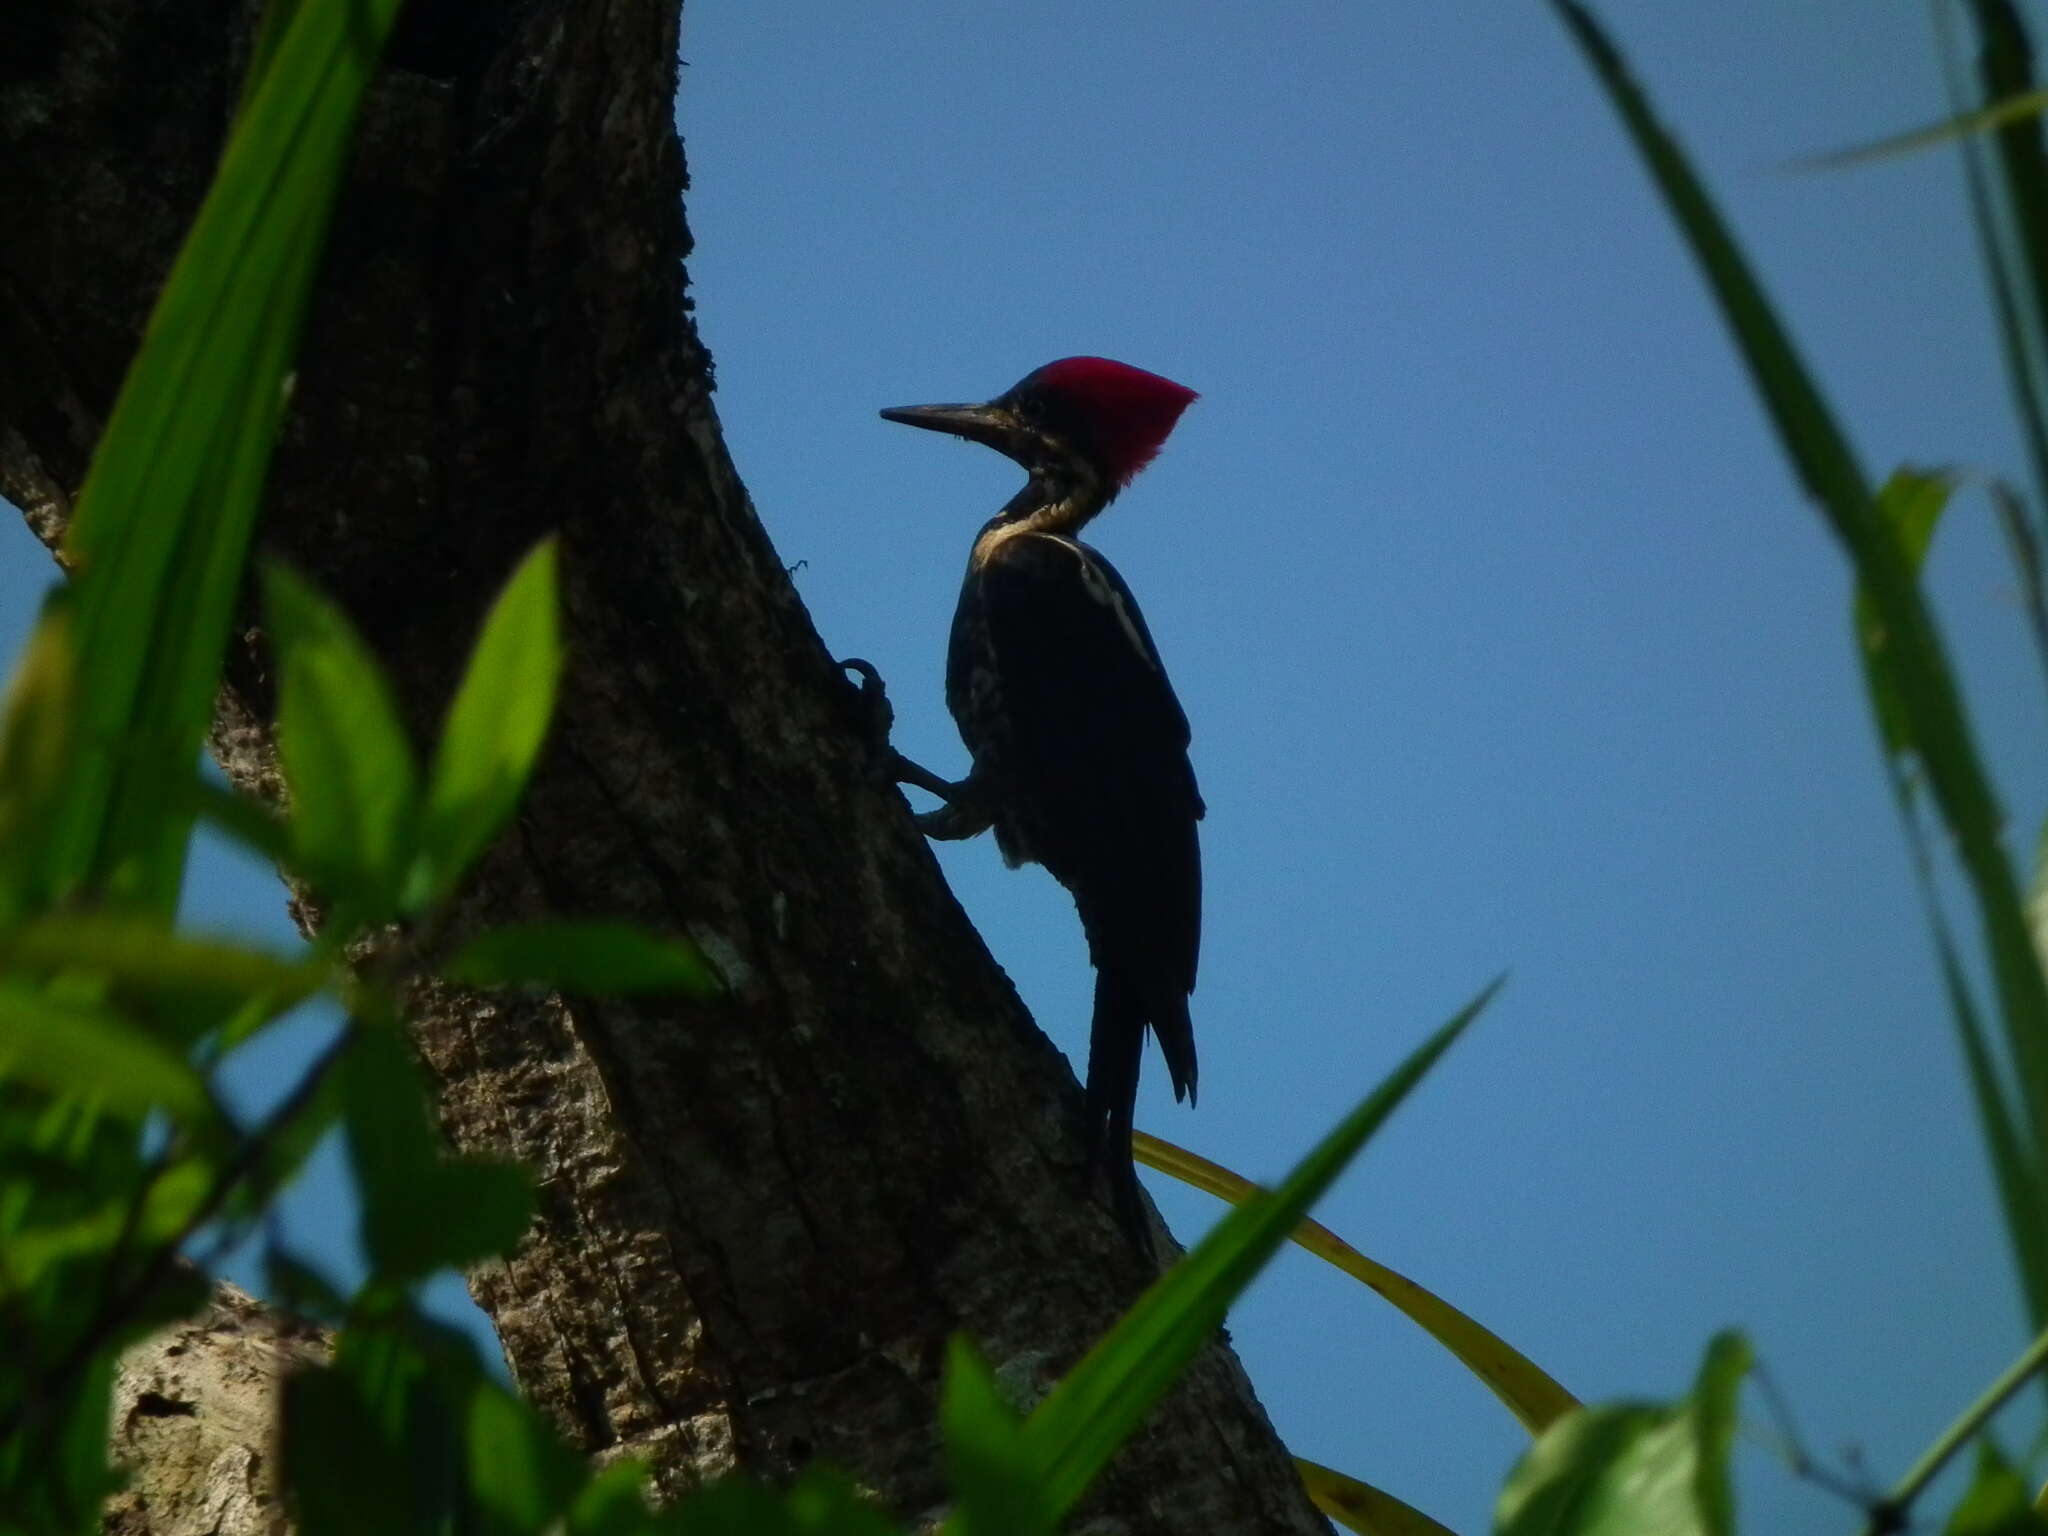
[445,922,723,999]
[567,1462,659,1536]
[284,1364,438,1536]
[4,1158,213,1288]
[1562,0,2048,1326]
[782,1471,901,1536]
[1495,1333,1750,1536]
[1857,466,1954,756]
[993,979,1498,1529]
[1793,86,2048,171]
[186,774,295,872]
[467,1381,589,1535]
[418,539,563,903]
[345,1026,534,1283]
[668,1478,801,1534]
[0,984,207,1122]
[1,913,326,1016]
[46,0,407,917]
[1944,1439,2048,1536]
[942,1337,1049,1536]
[1495,1405,1668,1536]
[0,600,79,926]
[265,561,420,913]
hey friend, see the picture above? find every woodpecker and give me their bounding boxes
[877,357,1202,1253]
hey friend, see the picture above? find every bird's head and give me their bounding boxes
[881,357,1197,497]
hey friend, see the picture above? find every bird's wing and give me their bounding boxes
[976,531,1203,997]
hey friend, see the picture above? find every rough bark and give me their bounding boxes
[104,1283,328,1536]
[0,4,1330,1531]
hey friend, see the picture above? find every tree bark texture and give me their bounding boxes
[0,4,1330,1531]
[104,1282,328,1536]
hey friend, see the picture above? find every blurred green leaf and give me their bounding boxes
[1945,1440,2048,1536]
[942,1337,1048,1536]
[1,913,325,1021]
[47,0,407,917]
[265,561,420,914]
[1794,86,2048,170]
[344,1026,533,1283]
[446,922,722,998]
[1970,1,2048,465]
[284,1364,437,1536]
[418,539,562,903]
[186,774,295,872]
[991,980,1496,1529]
[221,1038,348,1220]
[674,1471,899,1536]
[1495,1333,1749,1536]
[0,602,78,927]
[1857,466,1954,755]
[468,1383,588,1535]
[0,985,207,1122]
[781,1472,901,1536]
[3,1159,211,1289]
[264,1243,351,1325]
[568,1462,660,1536]
[1295,1457,1461,1536]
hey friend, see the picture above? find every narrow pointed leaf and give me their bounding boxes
[47,0,407,916]
[1010,980,1498,1525]
[419,539,563,900]
[265,561,419,909]
[943,1337,1052,1536]
[0,602,79,925]
[1137,1130,1575,1434]
[1561,0,2048,1268]
[445,922,722,998]
[1793,87,2048,171]
[1295,1458,1461,1536]
[344,1026,533,1282]
[1856,467,1953,756]
[1,913,327,1017]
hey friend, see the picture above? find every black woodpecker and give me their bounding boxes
[878,356,1203,1253]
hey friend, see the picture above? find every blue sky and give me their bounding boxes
[1,2,2040,1532]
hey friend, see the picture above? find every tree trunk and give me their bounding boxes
[104,1282,329,1536]
[0,4,1329,1530]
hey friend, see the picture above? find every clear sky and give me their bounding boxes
[2,2,2040,1532]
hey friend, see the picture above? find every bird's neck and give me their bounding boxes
[999,458,1109,539]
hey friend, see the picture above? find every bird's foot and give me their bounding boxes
[838,657,896,771]
[914,793,995,841]
[837,658,996,839]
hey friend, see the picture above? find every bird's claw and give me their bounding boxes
[838,657,897,769]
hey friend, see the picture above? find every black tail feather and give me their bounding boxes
[1087,970,1154,1255]
[1150,985,1197,1107]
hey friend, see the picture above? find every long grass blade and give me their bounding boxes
[1791,85,2048,171]
[1011,980,1499,1526]
[1135,1131,1576,1434]
[1295,1457,1462,1536]
[1936,0,2048,518]
[1558,0,2048,1281]
[44,0,404,915]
